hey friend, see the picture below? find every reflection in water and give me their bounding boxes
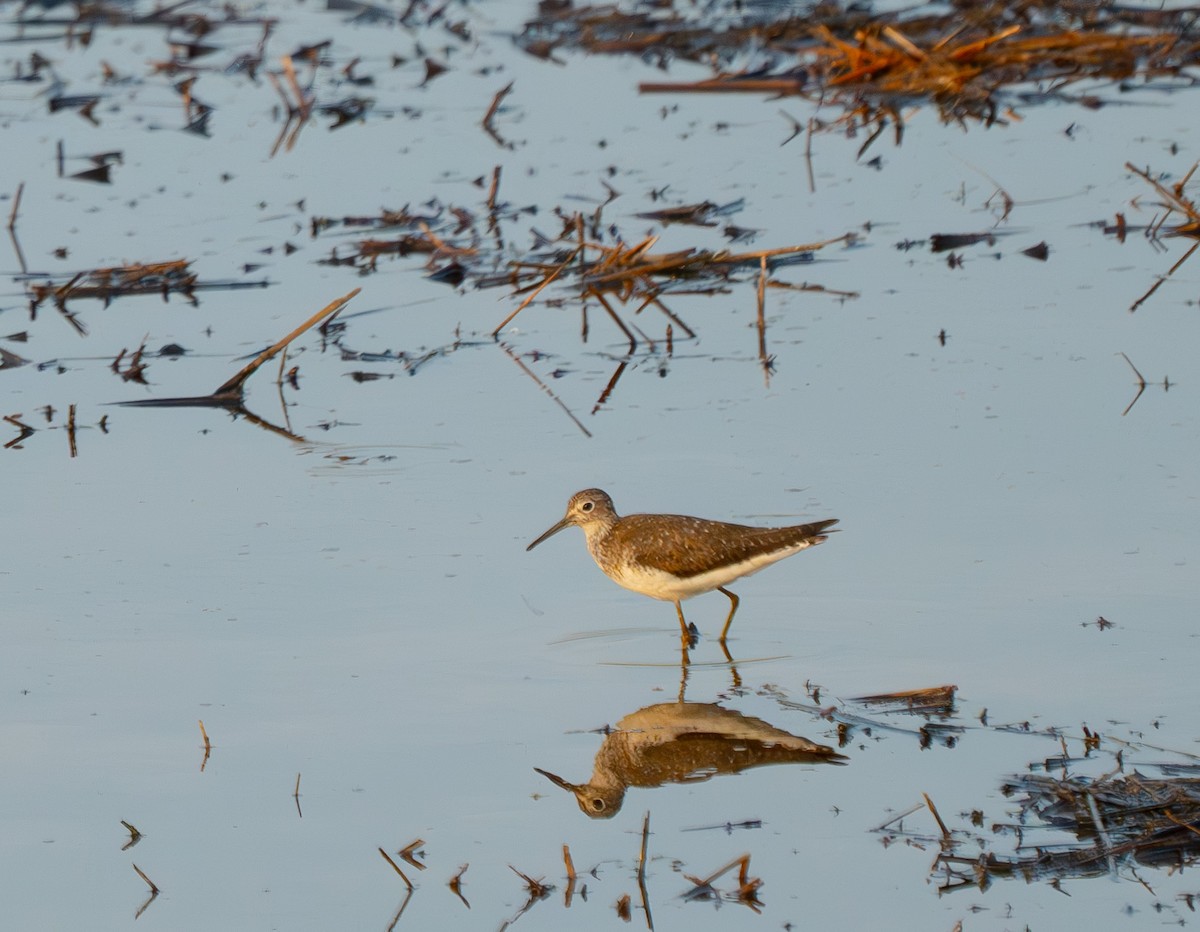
[117,289,360,445]
[537,701,846,818]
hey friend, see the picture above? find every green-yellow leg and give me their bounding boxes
[717,586,740,643]
[674,600,692,663]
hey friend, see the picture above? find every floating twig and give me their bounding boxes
[399,838,426,870]
[7,182,23,230]
[198,719,211,772]
[852,684,958,716]
[682,853,760,909]
[562,844,577,907]
[923,792,951,842]
[756,255,769,384]
[510,864,552,898]
[66,403,77,458]
[213,289,360,401]
[4,414,35,450]
[132,863,159,894]
[637,812,650,884]
[482,82,514,148]
[132,863,159,919]
[637,811,654,929]
[487,165,502,218]
[120,820,142,851]
[448,863,470,909]
[509,863,554,920]
[118,289,360,445]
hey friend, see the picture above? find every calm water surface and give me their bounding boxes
[2,1,1198,928]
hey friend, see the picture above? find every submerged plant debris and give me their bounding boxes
[24,260,266,316]
[312,197,860,357]
[932,764,1200,892]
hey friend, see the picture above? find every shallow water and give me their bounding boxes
[2,1,1199,928]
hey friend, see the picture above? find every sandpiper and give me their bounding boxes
[527,489,837,644]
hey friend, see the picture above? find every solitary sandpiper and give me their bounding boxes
[527,489,837,645]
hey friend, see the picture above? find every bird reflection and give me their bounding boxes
[536,701,846,818]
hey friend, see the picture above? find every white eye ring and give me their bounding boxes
[581,501,593,512]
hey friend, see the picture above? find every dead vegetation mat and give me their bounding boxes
[521,1,1200,146]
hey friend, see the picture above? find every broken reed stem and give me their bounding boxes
[649,295,696,339]
[198,719,211,751]
[562,844,577,907]
[482,82,513,142]
[448,863,469,907]
[280,54,310,118]
[487,165,501,215]
[591,359,627,414]
[66,403,77,458]
[1164,811,1200,838]
[586,288,638,354]
[756,255,768,359]
[399,839,426,869]
[379,847,414,890]
[491,247,581,337]
[132,863,159,894]
[176,77,193,120]
[293,773,301,797]
[693,853,751,887]
[265,70,293,116]
[723,233,854,264]
[1128,238,1199,312]
[805,116,816,194]
[923,792,951,841]
[635,813,655,928]
[882,25,927,59]
[212,287,361,398]
[576,212,587,299]
[120,819,142,852]
[7,182,23,229]
[637,811,650,883]
[1125,160,1200,219]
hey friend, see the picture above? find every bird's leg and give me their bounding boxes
[719,638,743,692]
[717,586,740,643]
[674,600,692,663]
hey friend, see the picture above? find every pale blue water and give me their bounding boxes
[2,1,1198,928]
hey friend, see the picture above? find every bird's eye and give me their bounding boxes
[581,501,593,512]
[590,798,605,811]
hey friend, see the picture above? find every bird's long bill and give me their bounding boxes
[533,767,578,793]
[526,517,572,551]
